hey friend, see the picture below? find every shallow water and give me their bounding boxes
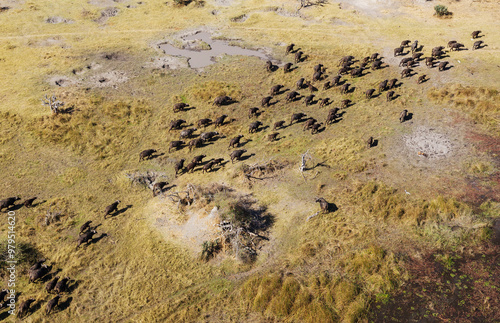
[159,31,270,68]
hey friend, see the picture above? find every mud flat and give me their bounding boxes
[159,31,271,68]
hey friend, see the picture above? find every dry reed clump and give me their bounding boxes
[188,80,242,103]
[240,245,403,322]
[427,85,500,134]
[27,98,151,159]
[0,111,22,144]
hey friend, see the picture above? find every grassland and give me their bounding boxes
[0,0,499,322]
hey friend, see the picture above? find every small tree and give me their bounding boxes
[42,94,64,114]
[434,5,451,17]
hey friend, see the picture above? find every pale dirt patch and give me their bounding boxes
[155,206,221,253]
[88,70,128,88]
[143,56,189,70]
[46,16,73,24]
[49,75,80,87]
[403,126,453,159]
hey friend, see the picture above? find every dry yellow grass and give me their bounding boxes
[0,0,499,321]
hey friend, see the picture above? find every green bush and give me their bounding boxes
[434,5,451,17]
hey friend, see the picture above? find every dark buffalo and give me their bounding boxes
[270,84,283,96]
[315,197,330,213]
[425,57,435,68]
[80,221,92,235]
[394,46,404,56]
[341,99,351,109]
[438,61,449,71]
[304,94,315,106]
[400,109,408,123]
[296,77,305,90]
[286,91,299,102]
[303,118,317,131]
[24,197,37,208]
[367,136,374,148]
[200,131,218,141]
[290,112,306,125]
[412,52,424,61]
[472,41,483,50]
[294,51,303,63]
[273,121,286,130]
[54,277,70,294]
[388,78,398,89]
[202,161,215,173]
[169,140,184,153]
[214,115,228,127]
[173,103,188,113]
[179,128,197,139]
[284,62,293,73]
[450,43,465,51]
[188,138,204,151]
[401,68,413,78]
[378,80,388,92]
[471,30,481,39]
[372,59,383,70]
[386,91,395,102]
[228,135,244,149]
[192,155,206,164]
[139,149,156,161]
[286,43,294,55]
[18,298,36,318]
[365,89,375,99]
[76,230,96,249]
[29,265,49,283]
[311,123,322,134]
[46,295,60,315]
[175,159,185,176]
[230,149,247,163]
[340,83,350,94]
[401,40,411,47]
[319,98,329,108]
[249,121,262,133]
[169,119,186,131]
[261,96,272,107]
[314,64,324,73]
[268,133,279,142]
[331,75,342,86]
[213,96,232,107]
[417,74,426,84]
[0,197,20,211]
[249,107,259,118]
[104,200,120,218]
[197,118,212,128]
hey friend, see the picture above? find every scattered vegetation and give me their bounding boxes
[434,5,452,17]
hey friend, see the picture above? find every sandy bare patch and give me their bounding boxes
[155,206,221,253]
[88,0,125,7]
[144,56,189,70]
[88,70,128,88]
[337,0,399,17]
[404,126,453,159]
[49,76,79,87]
[94,7,119,23]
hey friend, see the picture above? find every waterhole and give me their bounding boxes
[159,31,271,69]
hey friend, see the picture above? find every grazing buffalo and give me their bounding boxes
[338,55,354,66]
[312,71,323,82]
[270,84,283,96]
[472,40,483,50]
[304,94,315,106]
[303,118,317,131]
[169,119,186,131]
[29,265,49,283]
[169,140,184,153]
[425,57,435,68]
[139,149,156,161]
[447,40,457,48]
[365,89,375,99]
[388,78,398,89]
[331,75,342,86]
[274,121,286,130]
[202,161,215,173]
[401,68,413,78]
[411,40,418,53]
[319,98,329,108]
[370,53,379,61]
[197,118,212,128]
[394,46,404,56]
[378,80,388,92]
[326,108,339,125]
[188,138,204,151]
[386,91,395,102]
[153,182,168,196]
[296,77,305,90]
[307,81,317,93]
[214,115,228,127]
[0,197,20,211]
[412,52,424,61]
[367,136,374,148]
[230,149,247,163]
[438,61,449,71]
[179,128,197,139]
[311,123,322,134]
[228,135,244,149]
[286,91,299,102]
[314,64,324,73]
[200,131,219,141]
[290,113,306,125]
[192,155,206,164]
[175,159,185,176]
[400,109,408,123]
[18,298,36,318]
[450,43,465,51]
[315,197,330,213]
[46,295,60,315]
[341,99,351,109]
[76,230,96,249]
[471,30,481,39]
[340,83,350,94]
[323,81,331,90]
[104,200,120,218]
[399,57,411,67]
[80,221,92,235]
[268,133,279,142]
[173,103,188,113]
[24,197,37,208]
[248,121,263,133]
[417,74,426,84]
[261,96,272,107]
[213,96,232,106]
[266,60,274,72]
[401,40,411,47]
[54,277,70,294]
[338,67,350,75]
[372,59,383,70]
[284,63,293,73]
[249,107,259,118]
[185,161,197,173]
[350,67,364,77]
[295,51,303,63]
[213,158,224,166]
[286,43,294,55]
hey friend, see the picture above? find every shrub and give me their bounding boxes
[434,5,452,17]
